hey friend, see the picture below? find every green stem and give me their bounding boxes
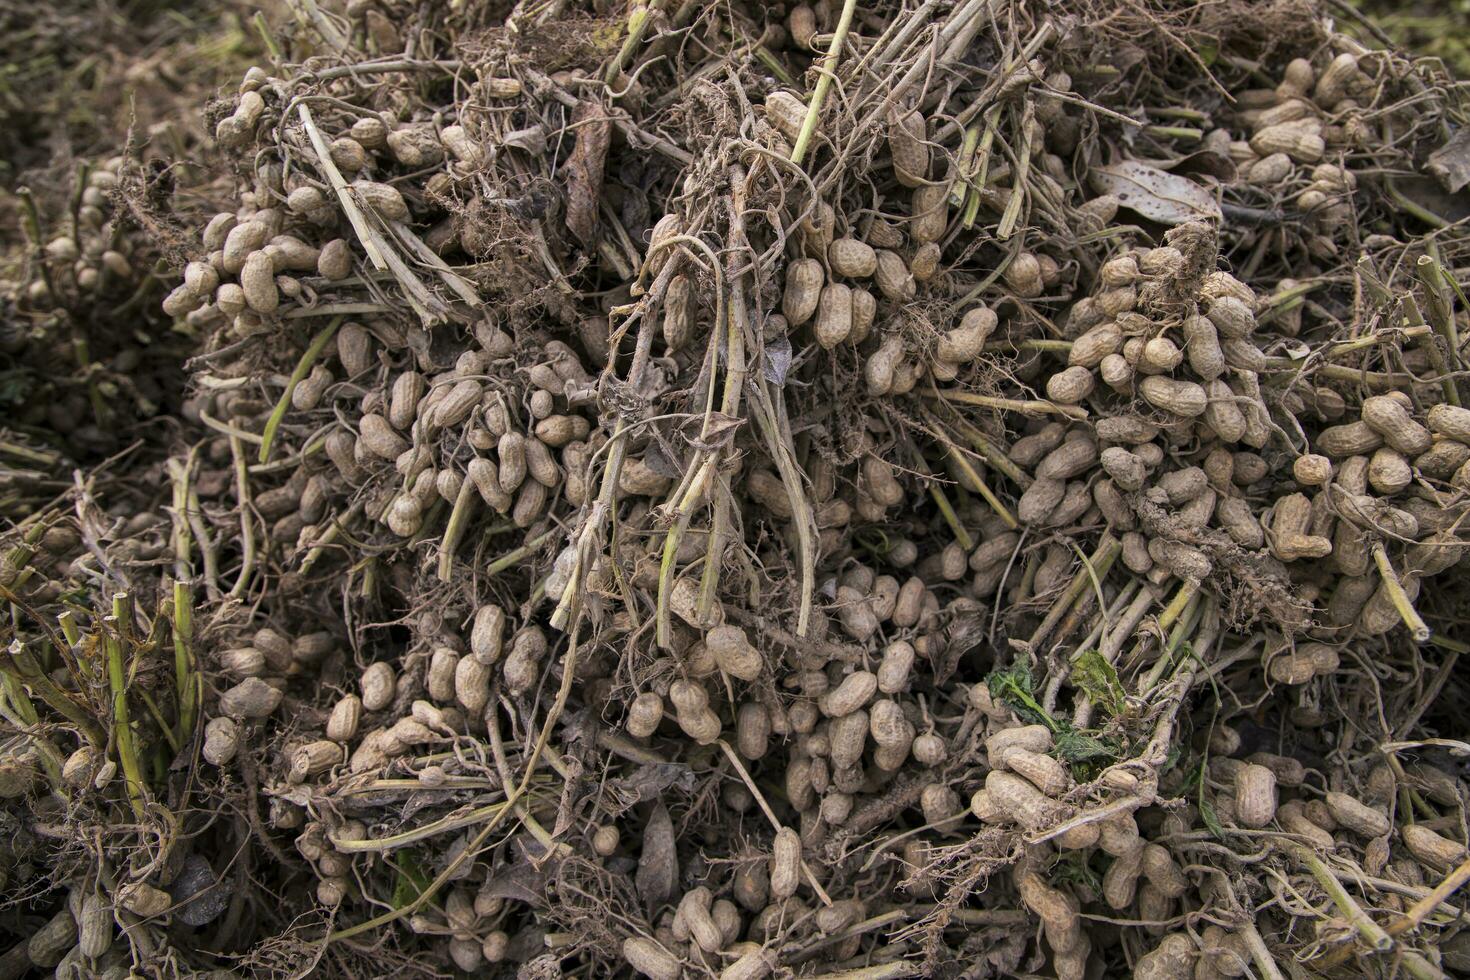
[258,316,344,464]
[1285,842,1392,952]
[790,0,859,167]
[105,624,147,820]
[1372,542,1430,643]
[927,482,974,551]
[173,581,196,744]
[436,477,479,583]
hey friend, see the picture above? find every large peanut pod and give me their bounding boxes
[814,283,853,348]
[909,183,950,243]
[769,827,802,899]
[1361,395,1431,455]
[763,91,806,143]
[1233,763,1278,828]
[1139,376,1207,417]
[985,770,1066,831]
[1402,824,1467,870]
[1427,403,1470,443]
[622,937,681,980]
[707,625,762,681]
[1325,791,1391,837]
[1101,836,1145,909]
[1069,321,1123,368]
[888,107,930,186]
[873,249,915,301]
[782,258,824,326]
[1134,934,1196,980]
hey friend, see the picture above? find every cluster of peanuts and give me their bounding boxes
[19,158,135,309]
[163,58,528,335]
[964,685,1470,980]
[1214,44,1376,248]
[5,156,180,453]
[1006,215,1469,651]
[7,881,130,980]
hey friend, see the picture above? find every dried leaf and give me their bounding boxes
[1090,160,1222,225]
[482,861,550,905]
[563,102,612,245]
[635,800,677,912]
[607,762,694,804]
[171,854,230,927]
[685,411,745,452]
[764,335,794,386]
[1428,129,1470,194]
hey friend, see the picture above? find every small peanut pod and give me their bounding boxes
[626,692,664,738]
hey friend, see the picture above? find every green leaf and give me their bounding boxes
[1199,798,1225,840]
[1055,729,1123,765]
[1050,853,1102,892]
[985,663,1058,732]
[1069,649,1126,719]
[389,851,433,910]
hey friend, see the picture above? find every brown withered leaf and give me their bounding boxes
[634,800,677,912]
[563,101,611,245]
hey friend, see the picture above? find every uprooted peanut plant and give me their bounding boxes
[4,0,1470,977]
